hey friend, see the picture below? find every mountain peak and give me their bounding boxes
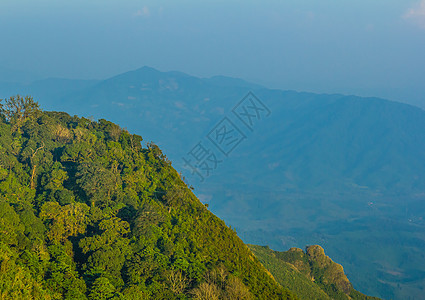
[137,65,161,72]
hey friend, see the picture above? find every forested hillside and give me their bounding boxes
[3,67,425,298]
[0,95,297,299]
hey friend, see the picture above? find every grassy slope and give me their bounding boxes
[249,244,381,300]
[249,245,330,300]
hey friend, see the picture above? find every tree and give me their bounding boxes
[224,276,253,300]
[88,277,116,300]
[79,217,131,284]
[191,282,220,300]
[40,202,89,244]
[166,270,189,295]
[76,162,119,207]
[0,95,40,132]
[0,201,25,246]
[0,243,54,300]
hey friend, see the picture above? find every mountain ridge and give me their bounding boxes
[1,67,424,299]
[0,96,298,299]
[0,95,382,299]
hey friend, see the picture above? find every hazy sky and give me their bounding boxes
[1,0,425,107]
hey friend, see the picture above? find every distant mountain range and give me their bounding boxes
[1,66,424,299]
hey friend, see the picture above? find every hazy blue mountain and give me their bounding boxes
[1,66,424,299]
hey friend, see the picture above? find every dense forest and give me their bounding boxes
[0,95,298,299]
[0,95,379,299]
[12,66,423,299]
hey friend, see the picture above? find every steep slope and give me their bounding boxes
[2,67,425,299]
[0,96,296,299]
[249,245,380,300]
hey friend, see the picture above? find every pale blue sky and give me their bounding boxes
[1,0,425,107]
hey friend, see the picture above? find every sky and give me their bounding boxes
[1,0,425,107]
